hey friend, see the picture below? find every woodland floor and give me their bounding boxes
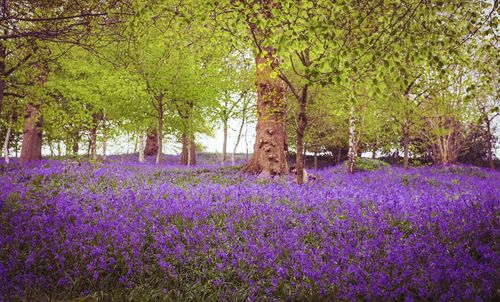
[0,155,499,301]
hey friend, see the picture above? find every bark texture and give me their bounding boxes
[138,132,145,163]
[347,105,357,173]
[20,103,43,163]
[242,47,288,177]
[180,132,196,166]
[144,130,158,156]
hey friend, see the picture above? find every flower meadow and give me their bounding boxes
[0,158,499,301]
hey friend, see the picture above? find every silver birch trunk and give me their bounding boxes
[347,105,357,173]
[138,132,145,163]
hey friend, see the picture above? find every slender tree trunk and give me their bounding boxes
[296,86,308,184]
[20,103,43,163]
[57,141,61,157]
[3,126,11,164]
[347,105,357,173]
[402,116,410,169]
[244,123,249,161]
[133,133,138,153]
[232,105,247,166]
[156,97,163,164]
[337,148,341,165]
[485,117,495,169]
[89,126,97,161]
[102,116,107,160]
[138,132,145,163]
[14,136,18,158]
[0,42,5,118]
[242,47,288,177]
[222,119,228,164]
[72,132,79,156]
[313,151,318,172]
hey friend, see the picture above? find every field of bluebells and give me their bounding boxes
[1,156,499,301]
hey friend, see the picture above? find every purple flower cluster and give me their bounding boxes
[0,160,499,301]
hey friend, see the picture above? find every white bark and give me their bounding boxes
[138,132,145,163]
[347,105,357,173]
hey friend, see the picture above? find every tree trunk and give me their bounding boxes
[156,97,163,164]
[180,132,188,165]
[244,123,249,161]
[72,132,79,156]
[347,105,357,173]
[144,130,158,156]
[296,86,308,184]
[402,114,410,169]
[232,104,247,166]
[337,148,341,165]
[20,103,43,163]
[3,126,11,164]
[313,151,318,172]
[485,117,495,169]
[133,133,138,153]
[242,47,288,177]
[89,126,97,161]
[222,119,228,164]
[102,117,107,160]
[0,41,5,118]
[138,132,145,163]
[188,133,196,166]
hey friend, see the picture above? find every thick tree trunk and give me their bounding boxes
[402,114,410,169]
[144,130,158,156]
[222,120,228,164]
[188,133,196,166]
[3,126,11,164]
[242,47,288,177]
[20,103,43,163]
[296,86,308,184]
[180,132,188,165]
[347,105,357,173]
[138,132,145,163]
[156,98,163,165]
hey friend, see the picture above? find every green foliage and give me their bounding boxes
[343,158,390,172]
